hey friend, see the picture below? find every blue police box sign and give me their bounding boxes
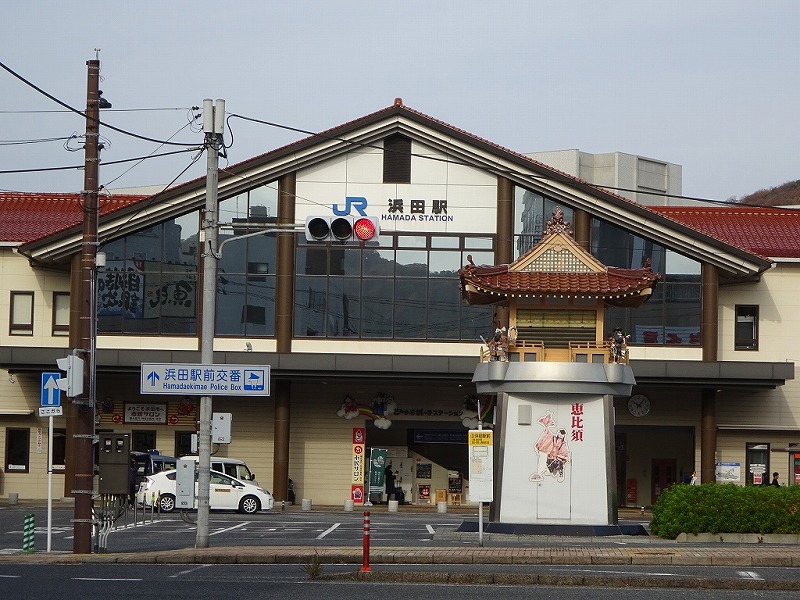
[140,363,270,396]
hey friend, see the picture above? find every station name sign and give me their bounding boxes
[140,363,270,396]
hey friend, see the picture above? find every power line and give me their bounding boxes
[0,135,77,146]
[0,60,197,147]
[0,107,192,114]
[0,147,200,175]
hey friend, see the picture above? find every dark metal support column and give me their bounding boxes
[573,209,591,250]
[701,388,717,483]
[494,177,513,327]
[272,172,296,502]
[701,264,719,483]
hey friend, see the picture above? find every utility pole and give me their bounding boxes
[70,59,104,553]
[196,99,224,548]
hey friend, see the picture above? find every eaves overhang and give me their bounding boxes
[628,359,794,389]
[3,348,792,390]
[17,104,772,279]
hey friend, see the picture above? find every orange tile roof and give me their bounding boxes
[459,262,660,306]
[0,192,146,244]
[650,205,800,259]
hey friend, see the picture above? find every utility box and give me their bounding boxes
[175,458,196,509]
[98,433,130,495]
[212,412,232,443]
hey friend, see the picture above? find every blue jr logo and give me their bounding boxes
[332,196,368,216]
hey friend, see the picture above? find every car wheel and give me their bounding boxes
[158,494,176,513]
[239,496,261,514]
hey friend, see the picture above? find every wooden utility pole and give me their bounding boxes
[66,58,102,553]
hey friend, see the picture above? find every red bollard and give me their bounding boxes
[360,511,371,572]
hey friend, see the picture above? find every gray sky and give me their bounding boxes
[2,1,798,202]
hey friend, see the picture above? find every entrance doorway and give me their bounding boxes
[651,458,676,503]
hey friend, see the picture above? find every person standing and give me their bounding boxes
[384,463,396,502]
[771,472,781,487]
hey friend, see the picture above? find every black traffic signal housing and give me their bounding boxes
[304,216,379,242]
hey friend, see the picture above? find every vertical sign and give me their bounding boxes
[351,427,366,504]
[468,429,494,502]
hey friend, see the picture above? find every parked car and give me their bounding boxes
[180,455,257,484]
[137,468,274,514]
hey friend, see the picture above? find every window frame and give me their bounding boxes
[10,291,34,336]
[52,292,70,336]
[745,442,770,486]
[5,428,31,473]
[735,305,759,351]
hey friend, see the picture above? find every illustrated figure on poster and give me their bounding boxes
[609,327,630,364]
[530,412,571,483]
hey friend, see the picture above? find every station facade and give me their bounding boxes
[0,99,798,508]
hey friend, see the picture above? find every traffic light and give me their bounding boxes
[304,216,379,242]
[56,354,85,397]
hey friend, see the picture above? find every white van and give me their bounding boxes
[181,456,257,484]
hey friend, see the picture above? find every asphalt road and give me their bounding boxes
[0,502,477,553]
[0,563,798,600]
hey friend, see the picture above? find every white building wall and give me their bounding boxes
[528,149,687,207]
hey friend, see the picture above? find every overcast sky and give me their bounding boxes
[2,1,798,202]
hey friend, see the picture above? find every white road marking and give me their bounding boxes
[738,570,763,580]
[73,578,143,581]
[209,521,249,536]
[316,523,341,539]
[171,565,213,577]
[426,525,435,534]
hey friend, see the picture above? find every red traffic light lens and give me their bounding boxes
[353,218,376,241]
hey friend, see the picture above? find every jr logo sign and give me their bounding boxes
[333,196,368,216]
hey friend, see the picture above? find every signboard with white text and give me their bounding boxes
[140,363,270,396]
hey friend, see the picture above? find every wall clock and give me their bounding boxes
[627,394,650,417]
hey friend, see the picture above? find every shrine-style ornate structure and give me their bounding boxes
[458,208,660,527]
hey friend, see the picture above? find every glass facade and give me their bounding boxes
[216,188,278,337]
[96,179,699,346]
[295,233,493,341]
[514,186,701,347]
[97,213,199,335]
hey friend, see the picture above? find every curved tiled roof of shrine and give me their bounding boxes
[459,209,660,308]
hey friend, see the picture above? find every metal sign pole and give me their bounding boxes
[477,396,484,547]
[47,414,53,552]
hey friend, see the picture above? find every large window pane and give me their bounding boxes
[395,279,427,338]
[361,278,393,338]
[295,276,328,337]
[98,215,198,335]
[328,279,361,337]
[429,278,461,339]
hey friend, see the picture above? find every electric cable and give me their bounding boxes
[0,60,197,147]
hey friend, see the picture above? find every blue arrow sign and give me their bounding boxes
[41,372,61,407]
[147,370,160,387]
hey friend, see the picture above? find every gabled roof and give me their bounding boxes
[459,208,660,307]
[10,100,773,279]
[650,205,800,259]
[0,192,146,245]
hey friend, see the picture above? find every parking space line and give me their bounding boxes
[209,522,250,537]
